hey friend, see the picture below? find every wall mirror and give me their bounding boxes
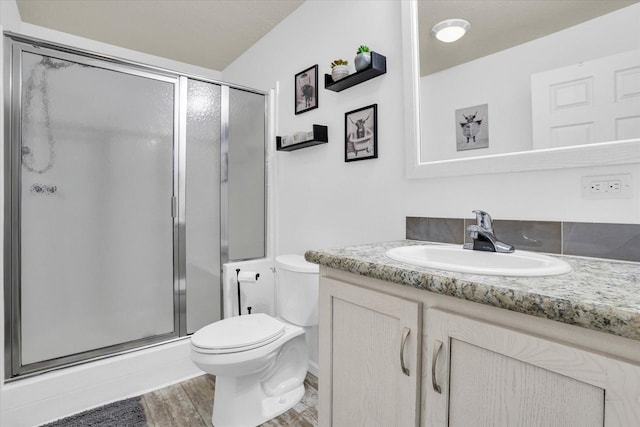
[401,1,640,178]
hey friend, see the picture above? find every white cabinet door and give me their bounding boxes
[318,278,421,427]
[426,309,640,427]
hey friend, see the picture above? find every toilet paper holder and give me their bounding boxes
[236,269,260,316]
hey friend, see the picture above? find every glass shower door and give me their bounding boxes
[15,48,178,372]
[227,88,266,261]
[7,38,268,378]
[185,78,221,333]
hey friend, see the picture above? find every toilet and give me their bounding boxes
[190,254,319,427]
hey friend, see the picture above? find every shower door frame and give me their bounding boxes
[5,39,184,378]
[3,34,269,380]
[2,32,269,382]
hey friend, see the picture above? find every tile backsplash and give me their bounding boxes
[406,216,640,262]
[563,222,640,262]
[406,217,464,244]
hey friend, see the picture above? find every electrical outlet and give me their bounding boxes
[582,173,632,199]
[590,181,604,193]
[608,180,622,192]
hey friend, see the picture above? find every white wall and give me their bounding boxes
[223,0,410,255]
[222,260,276,319]
[223,0,640,262]
[421,4,640,161]
[0,1,21,28]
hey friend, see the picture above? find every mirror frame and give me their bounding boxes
[401,0,640,179]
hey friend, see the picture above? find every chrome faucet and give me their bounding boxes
[463,210,515,253]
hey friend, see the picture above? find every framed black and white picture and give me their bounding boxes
[455,103,489,151]
[294,65,318,115]
[345,104,378,162]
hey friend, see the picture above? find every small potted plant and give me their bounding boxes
[354,45,371,71]
[331,59,350,81]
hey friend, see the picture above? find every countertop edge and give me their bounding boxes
[305,241,640,342]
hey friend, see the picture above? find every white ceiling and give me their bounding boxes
[14,1,638,75]
[15,0,304,71]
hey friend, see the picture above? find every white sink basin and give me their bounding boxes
[386,245,572,277]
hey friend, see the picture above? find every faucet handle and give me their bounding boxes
[472,210,493,231]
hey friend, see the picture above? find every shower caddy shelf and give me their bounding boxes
[324,52,387,92]
[276,124,328,151]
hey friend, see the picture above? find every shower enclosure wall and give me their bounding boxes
[3,35,266,379]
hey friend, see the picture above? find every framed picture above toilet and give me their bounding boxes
[345,104,378,162]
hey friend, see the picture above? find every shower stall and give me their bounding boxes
[3,35,266,379]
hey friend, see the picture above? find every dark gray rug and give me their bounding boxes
[42,397,147,427]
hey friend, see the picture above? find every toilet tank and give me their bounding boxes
[275,255,319,326]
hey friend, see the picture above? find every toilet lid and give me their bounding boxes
[275,254,319,273]
[191,313,285,352]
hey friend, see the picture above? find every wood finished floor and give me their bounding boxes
[141,373,318,427]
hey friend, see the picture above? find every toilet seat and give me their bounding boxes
[191,313,285,354]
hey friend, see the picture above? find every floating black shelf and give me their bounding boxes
[276,124,328,151]
[324,52,387,92]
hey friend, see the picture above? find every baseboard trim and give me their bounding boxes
[308,360,319,377]
[1,339,201,427]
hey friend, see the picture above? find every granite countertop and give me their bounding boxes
[304,240,640,342]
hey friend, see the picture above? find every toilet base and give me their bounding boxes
[212,375,305,427]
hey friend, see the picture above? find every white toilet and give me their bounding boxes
[190,254,319,427]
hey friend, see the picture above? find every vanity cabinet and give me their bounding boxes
[426,310,640,426]
[318,278,421,427]
[317,270,640,427]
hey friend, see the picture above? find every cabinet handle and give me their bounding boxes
[400,327,410,376]
[432,339,443,394]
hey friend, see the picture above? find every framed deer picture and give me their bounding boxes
[294,65,318,115]
[345,104,378,162]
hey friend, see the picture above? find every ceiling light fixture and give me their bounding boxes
[431,19,471,43]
